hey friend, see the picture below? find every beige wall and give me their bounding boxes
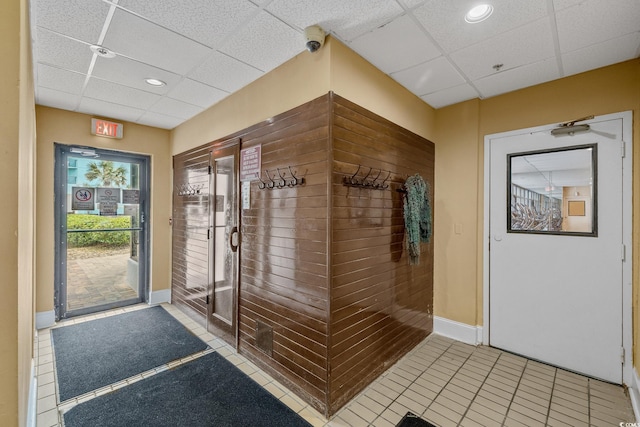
[1,0,36,425]
[434,59,640,366]
[35,107,172,314]
[329,39,436,141]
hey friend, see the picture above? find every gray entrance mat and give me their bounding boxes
[51,306,208,401]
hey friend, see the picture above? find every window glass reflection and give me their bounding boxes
[508,145,596,236]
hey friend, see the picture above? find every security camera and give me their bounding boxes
[304,25,325,53]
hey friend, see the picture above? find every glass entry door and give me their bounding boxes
[55,144,150,319]
[208,147,239,345]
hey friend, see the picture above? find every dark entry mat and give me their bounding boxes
[51,306,208,401]
[63,351,312,427]
[396,411,438,427]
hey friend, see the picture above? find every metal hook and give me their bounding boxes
[380,170,391,189]
[258,171,267,189]
[362,167,373,186]
[276,167,287,188]
[265,169,275,189]
[287,166,297,187]
[349,164,362,185]
[370,169,383,188]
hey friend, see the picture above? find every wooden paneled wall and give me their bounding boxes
[329,94,434,413]
[237,95,331,411]
[171,92,433,417]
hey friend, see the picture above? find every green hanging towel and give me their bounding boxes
[403,173,432,265]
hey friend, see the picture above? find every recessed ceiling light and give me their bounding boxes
[90,44,116,58]
[145,78,166,87]
[465,4,493,23]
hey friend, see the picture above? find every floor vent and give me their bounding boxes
[256,320,273,357]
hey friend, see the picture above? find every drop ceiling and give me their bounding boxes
[31,0,640,130]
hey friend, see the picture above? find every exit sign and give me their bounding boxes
[91,118,123,139]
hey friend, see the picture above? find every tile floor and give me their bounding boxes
[35,303,636,427]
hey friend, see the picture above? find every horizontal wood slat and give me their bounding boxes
[171,93,433,418]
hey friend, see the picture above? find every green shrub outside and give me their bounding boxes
[67,214,131,247]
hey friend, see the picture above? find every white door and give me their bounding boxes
[488,113,630,383]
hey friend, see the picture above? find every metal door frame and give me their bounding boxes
[482,111,633,384]
[54,143,151,319]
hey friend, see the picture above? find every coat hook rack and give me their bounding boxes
[177,183,204,196]
[343,165,390,190]
[258,166,305,190]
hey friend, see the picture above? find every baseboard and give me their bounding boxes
[433,316,481,345]
[26,358,36,427]
[629,368,640,422]
[35,310,56,330]
[148,289,171,305]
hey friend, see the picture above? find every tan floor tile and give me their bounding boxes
[402,387,434,409]
[433,393,467,416]
[550,401,589,423]
[465,409,503,427]
[509,402,547,423]
[36,408,59,427]
[506,408,546,427]
[443,382,476,401]
[511,395,549,416]
[472,394,508,418]
[477,387,512,407]
[428,401,464,424]
[547,409,586,426]
[365,387,395,407]
[503,416,533,427]
[423,408,459,427]
[370,416,395,427]
[439,387,472,408]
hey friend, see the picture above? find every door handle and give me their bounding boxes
[229,226,239,252]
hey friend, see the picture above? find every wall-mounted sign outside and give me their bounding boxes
[71,187,95,211]
[91,118,123,139]
[240,145,261,181]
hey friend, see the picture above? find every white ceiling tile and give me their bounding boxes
[266,0,404,41]
[149,97,203,120]
[167,79,229,109]
[35,29,93,74]
[556,0,640,52]
[91,56,181,95]
[117,0,259,49]
[137,112,184,129]
[348,15,441,74]
[77,97,145,123]
[421,84,478,108]
[552,0,583,11]
[36,64,86,95]
[412,0,548,53]
[84,78,162,110]
[450,18,556,81]
[36,87,81,111]
[219,11,303,72]
[391,56,465,95]
[474,57,560,98]
[562,32,640,77]
[35,0,110,43]
[188,51,264,93]
[400,0,427,9]
[103,8,212,75]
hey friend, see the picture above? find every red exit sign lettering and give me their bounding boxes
[91,118,123,139]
